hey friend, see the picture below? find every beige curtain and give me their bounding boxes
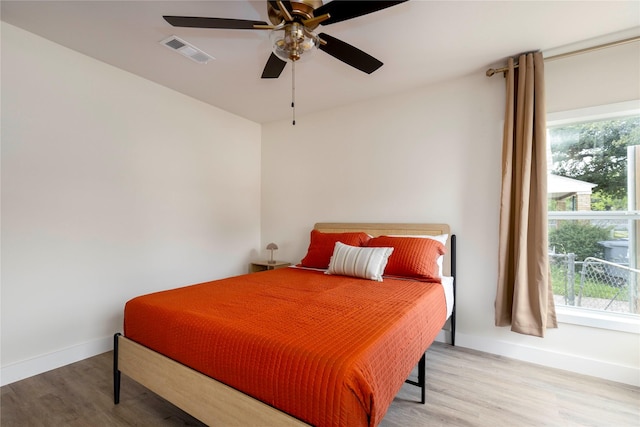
[495,52,558,337]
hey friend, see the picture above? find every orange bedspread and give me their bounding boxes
[124,267,447,427]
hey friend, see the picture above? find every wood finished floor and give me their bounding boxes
[2,342,638,426]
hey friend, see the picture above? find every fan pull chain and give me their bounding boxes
[291,61,296,125]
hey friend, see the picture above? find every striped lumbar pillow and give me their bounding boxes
[326,242,394,281]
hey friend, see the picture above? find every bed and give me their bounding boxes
[114,223,457,426]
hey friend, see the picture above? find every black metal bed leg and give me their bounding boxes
[451,311,456,347]
[113,333,121,405]
[405,352,427,404]
[450,234,457,347]
[418,353,426,404]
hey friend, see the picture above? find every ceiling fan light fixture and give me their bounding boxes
[270,22,319,63]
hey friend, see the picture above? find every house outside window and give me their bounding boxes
[547,101,640,331]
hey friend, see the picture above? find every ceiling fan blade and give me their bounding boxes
[318,33,383,74]
[163,16,268,29]
[261,53,287,79]
[314,0,408,26]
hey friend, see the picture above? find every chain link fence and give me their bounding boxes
[550,253,640,314]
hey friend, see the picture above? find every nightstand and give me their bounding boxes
[249,261,291,273]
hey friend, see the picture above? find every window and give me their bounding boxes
[547,101,640,331]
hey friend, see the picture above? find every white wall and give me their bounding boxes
[1,24,262,385]
[261,38,640,386]
[3,21,638,389]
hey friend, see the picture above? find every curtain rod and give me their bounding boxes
[485,35,640,77]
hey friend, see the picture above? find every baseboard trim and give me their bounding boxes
[455,332,639,387]
[434,329,449,344]
[1,336,113,386]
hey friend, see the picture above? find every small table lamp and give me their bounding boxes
[266,242,278,264]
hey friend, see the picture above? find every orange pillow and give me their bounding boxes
[367,236,445,282]
[299,230,371,269]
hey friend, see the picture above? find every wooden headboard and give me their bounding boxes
[314,223,453,276]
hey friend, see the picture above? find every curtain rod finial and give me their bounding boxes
[486,68,497,77]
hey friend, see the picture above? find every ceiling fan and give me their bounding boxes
[163,0,408,79]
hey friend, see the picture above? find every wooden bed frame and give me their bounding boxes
[114,223,456,426]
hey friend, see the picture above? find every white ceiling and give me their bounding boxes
[2,1,639,123]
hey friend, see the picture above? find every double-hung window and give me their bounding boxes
[547,100,640,332]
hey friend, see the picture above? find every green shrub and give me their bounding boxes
[548,221,612,261]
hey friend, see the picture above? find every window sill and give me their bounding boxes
[556,306,640,334]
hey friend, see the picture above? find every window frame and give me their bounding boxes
[547,100,640,334]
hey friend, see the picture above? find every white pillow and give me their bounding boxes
[387,234,448,276]
[326,242,394,282]
[388,234,448,245]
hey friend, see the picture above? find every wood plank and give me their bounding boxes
[314,222,451,237]
[117,336,310,427]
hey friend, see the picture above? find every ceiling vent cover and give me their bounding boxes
[161,36,214,64]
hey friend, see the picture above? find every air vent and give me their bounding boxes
[161,36,214,64]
